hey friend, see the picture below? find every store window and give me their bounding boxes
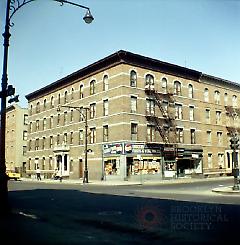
[105,159,119,175]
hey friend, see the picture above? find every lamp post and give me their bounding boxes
[57,105,90,183]
[0,0,94,215]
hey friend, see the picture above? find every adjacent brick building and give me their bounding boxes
[25,50,239,181]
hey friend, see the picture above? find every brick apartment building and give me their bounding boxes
[25,50,239,181]
[6,104,28,175]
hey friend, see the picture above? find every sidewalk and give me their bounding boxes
[19,175,233,186]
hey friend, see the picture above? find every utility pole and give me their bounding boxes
[230,135,240,190]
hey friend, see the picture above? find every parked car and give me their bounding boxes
[6,171,21,181]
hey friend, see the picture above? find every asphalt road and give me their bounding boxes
[2,178,239,245]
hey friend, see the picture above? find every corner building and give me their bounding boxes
[25,50,239,181]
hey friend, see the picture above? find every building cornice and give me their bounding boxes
[25,50,240,101]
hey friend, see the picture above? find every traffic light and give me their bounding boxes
[230,136,239,149]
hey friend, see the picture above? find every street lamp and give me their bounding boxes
[57,105,90,183]
[0,0,94,215]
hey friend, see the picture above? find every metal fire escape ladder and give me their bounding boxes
[145,86,176,144]
[225,106,240,135]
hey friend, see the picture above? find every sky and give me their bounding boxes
[0,0,240,108]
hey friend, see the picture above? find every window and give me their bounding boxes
[49,157,53,170]
[131,96,137,113]
[29,122,33,133]
[79,107,84,122]
[90,127,96,144]
[23,146,27,156]
[58,93,61,104]
[29,140,32,151]
[218,153,224,168]
[232,95,237,107]
[103,99,109,116]
[30,105,33,116]
[217,132,223,146]
[130,70,137,87]
[214,91,220,104]
[90,103,96,119]
[176,128,184,143]
[24,114,28,125]
[43,99,47,110]
[103,125,109,142]
[64,111,67,125]
[43,118,47,130]
[216,111,221,124]
[35,138,39,150]
[57,134,60,145]
[50,116,53,129]
[224,93,228,106]
[103,75,109,91]
[23,131,27,141]
[208,153,213,168]
[146,99,155,115]
[145,74,154,86]
[188,84,193,98]
[42,157,46,170]
[79,85,84,99]
[204,88,209,102]
[190,129,196,144]
[50,136,53,148]
[174,81,181,96]
[42,137,46,149]
[63,133,67,144]
[70,110,74,122]
[71,88,74,100]
[36,120,40,131]
[189,106,194,121]
[36,102,40,113]
[90,80,96,95]
[205,109,210,123]
[131,123,138,141]
[147,125,155,142]
[162,78,167,93]
[207,131,211,144]
[50,96,54,108]
[79,130,84,145]
[64,91,68,103]
[70,132,74,144]
[175,104,183,120]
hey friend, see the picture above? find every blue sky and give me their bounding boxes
[0,0,240,107]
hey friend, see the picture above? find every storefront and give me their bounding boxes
[102,143,162,181]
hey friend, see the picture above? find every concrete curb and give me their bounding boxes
[212,186,240,194]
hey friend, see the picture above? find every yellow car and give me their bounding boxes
[6,171,21,181]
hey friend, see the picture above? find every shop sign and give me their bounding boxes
[125,143,161,154]
[103,143,123,155]
[192,153,199,159]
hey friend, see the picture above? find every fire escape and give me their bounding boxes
[145,85,177,145]
[225,106,240,136]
